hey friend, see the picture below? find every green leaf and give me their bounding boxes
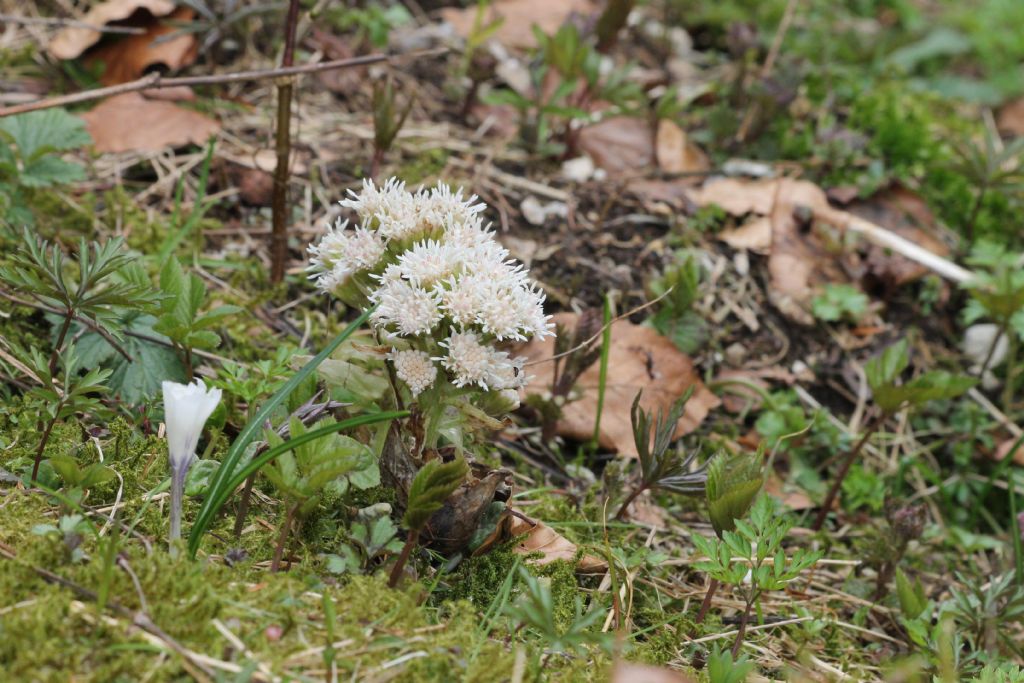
[72,313,187,404]
[403,456,470,532]
[80,463,116,488]
[185,459,220,497]
[705,451,764,536]
[865,339,910,394]
[19,155,86,187]
[895,568,927,619]
[0,109,91,159]
[49,454,83,486]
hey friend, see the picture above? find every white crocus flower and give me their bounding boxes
[162,379,222,553]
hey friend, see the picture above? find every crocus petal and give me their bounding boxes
[162,379,222,472]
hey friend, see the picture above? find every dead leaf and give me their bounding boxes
[764,473,815,511]
[655,119,709,175]
[997,97,1024,137]
[579,116,654,178]
[718,216,772,253]
[519,313,719,457]
[503,512,607,573]
[82,7,199,85]
[620,493,668,527]
[80,92,219,153]
[610,661,695,683]
[848,186,952,287]
[307,27,365,94]
[995,438,1024,465]
[692,178,845,324]
[48,0,176,60]
[441,0,596,48]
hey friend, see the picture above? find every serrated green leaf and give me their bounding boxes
[865,339,910,394]
[403,456,469,531]
[0,109,91,159]
[19,155,85,187]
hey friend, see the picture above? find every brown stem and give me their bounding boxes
[270,503,298,572]
[0,51,448,118]
[232,473,257,538]
[614,484,646,521]
[369,146,385,181]
[31,409,62,482]
[388,529,419,588]
[694,578,720,626]
[730,596,755,658]
[269,0,302,284]
[812,418,883,531]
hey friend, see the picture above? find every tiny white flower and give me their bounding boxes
[389,349,438,397]
[371,279,442,336]
[162,379,222,551]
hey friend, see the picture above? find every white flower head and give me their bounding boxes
[370,278,442,336]
[307,220,385,293]
[162,379,222,473]
[389,349,438,397]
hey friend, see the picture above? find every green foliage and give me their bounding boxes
[324,505,404,575]
[372,77,414,162]
[0,227,157,334]
[0,109,91,225]
[503,567,611,655]
[328,3,412,48]
[707,644,755,683]
[865,339,975,415]
[70,312,185,404]
[704,451,764,536]
[947,571,1024,657]
[896,568,928,619]
[403,456,470,532]
[648,252,707,353]
[963,241,1024,328]
[263,417,375,517]
[15,344,111,424]
[970,664,1024,683]
[154,256,240,353]
[811,283,869,323]
[694,495,821,594]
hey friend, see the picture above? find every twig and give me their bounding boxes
[0,49,448,118]
[0,289,132,362]
[269,0,302,284]
[0,14,147,34]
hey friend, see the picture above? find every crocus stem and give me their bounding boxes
[388,529,419,588]
[169,465,188,557]
[694,578,720,626]
[812,417,882,532]
[271,503,298,572]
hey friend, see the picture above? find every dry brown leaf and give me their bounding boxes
[610,661,695,683]
[764,472,815,511]
[308,27,365,95]
[83,7,198,86]
[505,513,607,572]
[997,97,1024,137]
[620,493,668,527]
[995,438,1024,465]
[692,178,845,324]
[655,119,709,175]
[848,186,952,287]
[441,0,596,48]
[718,216,772,253]
[519,313,719,457]
[578,116,654,177]
[80,92,219,153]
[48,0,175,59]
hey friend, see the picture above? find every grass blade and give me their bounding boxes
[187,307,374,556]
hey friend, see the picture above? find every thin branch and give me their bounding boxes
[0,289,132,362]
[0,14,147,34]
[0,48,449,118]
[269,0,302,284]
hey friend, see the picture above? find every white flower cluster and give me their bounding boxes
[309,178,552,398]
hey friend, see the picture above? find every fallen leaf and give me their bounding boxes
[503,512,607,573]
[307,27,365,95]
[234,166,274,206]
[655,119,709,175]
[578,116,654,178]
[519,313,719,457]
[80,92,219,153]
[620,493,668,527]
[441,0,596,48]
[718,216,772,253]
[997,97,1024,137]
[764,472,815,511]
[83,7,199,85]
[610,661,695,683]
[847,186,952,287]
[691,178,846,324]
[995,438,1024,465]
[48,0,176,60]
